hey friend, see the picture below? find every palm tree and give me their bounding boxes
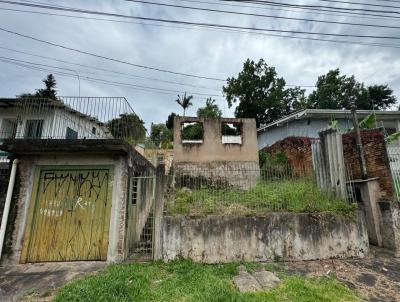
[175,92,193,116]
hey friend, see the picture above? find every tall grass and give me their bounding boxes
[166,178,356,216]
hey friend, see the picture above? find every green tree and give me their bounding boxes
[107,113,146,143]
[176,92,193,116]
[223,59,304,127]
[308,69,397,110]
[368,85,397,110]
[181,123,204,141]
[166,112,177,131]
[197,98,222,118]
[36,74,57,99]
[20,74,58,100]
[151,123,172,148]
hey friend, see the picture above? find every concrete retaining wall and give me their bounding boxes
[162,213,369,263]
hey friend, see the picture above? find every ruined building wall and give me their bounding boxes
[262,136,314,175]
[173,117,259,189]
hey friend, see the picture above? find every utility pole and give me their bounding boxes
[351,105,368,179]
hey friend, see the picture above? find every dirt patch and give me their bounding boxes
[274,252,400,302]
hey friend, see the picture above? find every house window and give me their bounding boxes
[181,122,204,144]
[92,127,96,135]
[24,119,44,139]
[0,119,17,139]
[66,127,78,139]
[221,122,242,144]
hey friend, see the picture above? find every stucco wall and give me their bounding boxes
[174,117,259,163]
[173,117,259,189]
[162,213,369,263]
[2,153,128,265]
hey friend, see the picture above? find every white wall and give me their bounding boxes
[0,107,55,139]
[0,107,111,139]
[51,109,110,139]
[257,117,399,150]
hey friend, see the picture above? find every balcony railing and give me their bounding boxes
[0,97,142,142]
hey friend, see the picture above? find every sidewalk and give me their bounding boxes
[0,261,105,301]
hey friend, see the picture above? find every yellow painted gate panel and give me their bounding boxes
[22,167,113,263]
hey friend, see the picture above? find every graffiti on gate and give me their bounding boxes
[39,169,110,217]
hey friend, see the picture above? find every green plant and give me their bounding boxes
[54,261,359,302]
[165,178,356,217]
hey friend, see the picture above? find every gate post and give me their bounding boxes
[153,164,165,260]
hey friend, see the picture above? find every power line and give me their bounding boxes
[173,0,400,21]
[317,0,400,10]
[10,0,400,22]
[125,0,400,30]
[0,46,315,88]
[0,58,229,127]
[0,45,222,91]
[2,7,400,42]
[0,57,225,97]
[0,7,226,81]
[1,1,400,39]
[223,0,400,14]
[220,0,400,19]
[0,53,222,91]
[2,5,400,50]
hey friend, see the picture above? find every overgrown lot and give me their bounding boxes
[166,178,356,216]
[54,261,359,302]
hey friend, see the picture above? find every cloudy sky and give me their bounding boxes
[0,0,399,130]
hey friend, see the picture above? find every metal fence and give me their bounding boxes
[126,170,156,260]
[164,163,355,217]
[0,97,142,141]
[0,157,9,176]
[387,146,400,200]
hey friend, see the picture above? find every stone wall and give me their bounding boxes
[342,129,394,201]
[262,136,313,174]
[162,213,369,263]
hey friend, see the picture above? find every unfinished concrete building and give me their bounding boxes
[173,117,259,189]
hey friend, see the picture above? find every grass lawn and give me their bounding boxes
[54,261,359,302]
[166,179,356,216]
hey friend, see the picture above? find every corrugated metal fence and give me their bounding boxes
[387,146,400,201]
[311,129,347,199]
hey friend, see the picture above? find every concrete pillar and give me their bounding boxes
[153,164,165,260]
[352,178,383,247]
[378,201,400,257]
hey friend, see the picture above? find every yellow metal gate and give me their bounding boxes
[21,166,113,263]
